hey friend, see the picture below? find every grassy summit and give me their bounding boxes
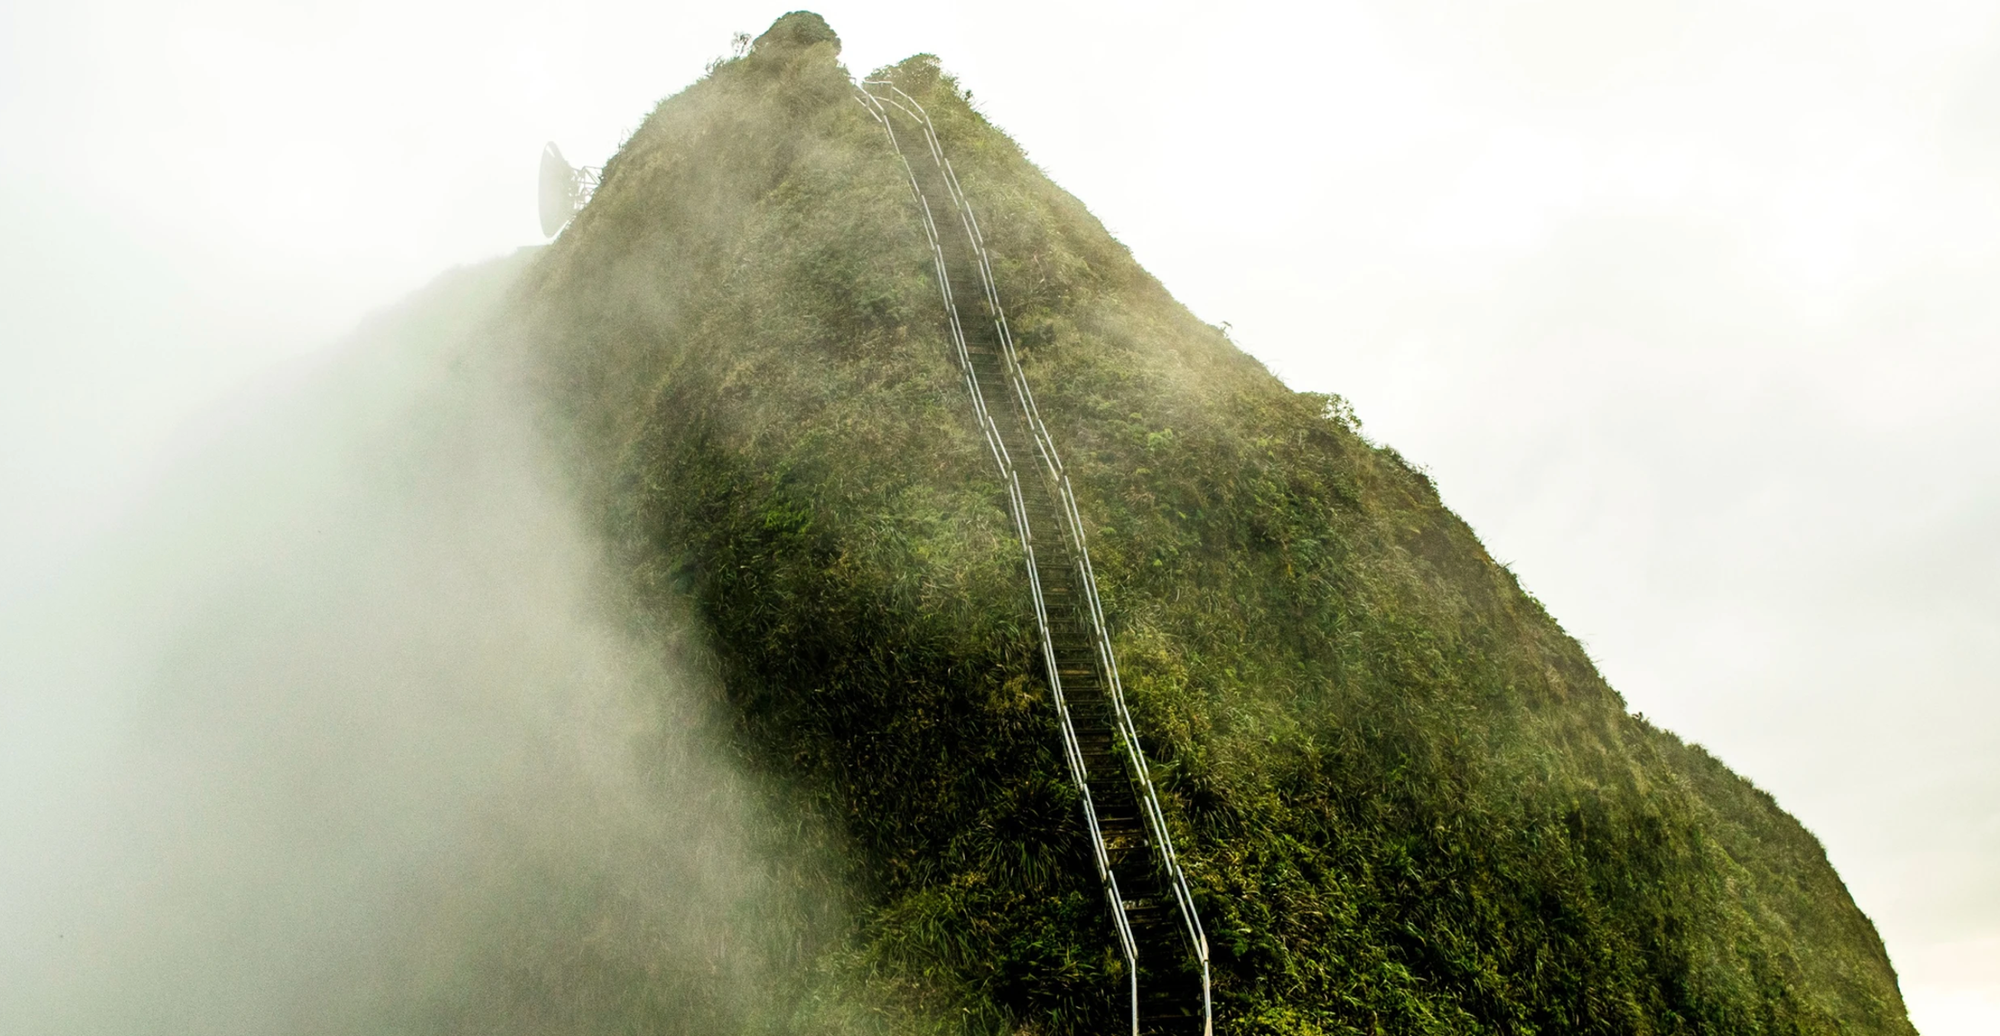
[507,12,1913,1036]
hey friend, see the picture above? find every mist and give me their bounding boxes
[4,0,1997,1032]
[0,255,794,1034]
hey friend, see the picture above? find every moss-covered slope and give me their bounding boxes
[508,13,1912,1036]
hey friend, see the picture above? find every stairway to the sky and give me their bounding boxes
[857,83,1212,1036]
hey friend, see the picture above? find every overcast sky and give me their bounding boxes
[1,2,1993,1032]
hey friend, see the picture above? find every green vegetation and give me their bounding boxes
[506,13,1914,1035]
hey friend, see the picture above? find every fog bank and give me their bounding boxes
[0,254,789,1034]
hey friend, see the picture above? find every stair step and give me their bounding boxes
[881,102,1207,1036]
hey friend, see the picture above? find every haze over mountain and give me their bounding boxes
[7,2,1992,1036]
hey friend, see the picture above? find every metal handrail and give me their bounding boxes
[854,90,1143,1031]
[859,81,1212,1036]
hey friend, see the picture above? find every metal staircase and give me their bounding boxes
[856,83,1212,1036]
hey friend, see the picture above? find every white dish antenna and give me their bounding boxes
[538,142,602,237]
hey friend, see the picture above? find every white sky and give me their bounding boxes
[1,2,1993,1032]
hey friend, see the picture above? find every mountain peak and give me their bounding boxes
[510,33,1915,1036]
[753,11,840,57]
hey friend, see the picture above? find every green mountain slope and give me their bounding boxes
[507,13,1913,1036]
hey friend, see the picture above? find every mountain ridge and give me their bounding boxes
[501,13,1913,1035]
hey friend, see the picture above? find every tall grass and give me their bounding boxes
[508,13,1914,1036]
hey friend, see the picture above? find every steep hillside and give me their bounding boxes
[507,13,1913,1036]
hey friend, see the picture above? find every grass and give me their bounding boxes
[504,13,1915,1036]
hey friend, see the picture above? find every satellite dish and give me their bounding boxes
[538,142,602,238]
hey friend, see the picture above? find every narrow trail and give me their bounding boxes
[857,83,1212,1036]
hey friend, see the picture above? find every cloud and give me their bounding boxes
[0,256,794,1034]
